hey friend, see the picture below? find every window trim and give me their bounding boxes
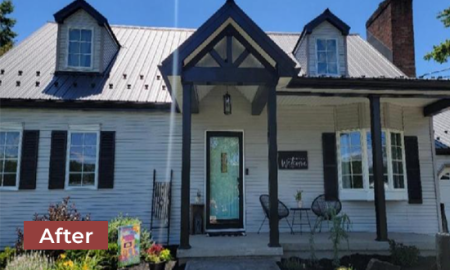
[0,127,23,191]
[66,27,94,70]
[315,37,339,76]
[336,129,408,201]
[65,129,100,190]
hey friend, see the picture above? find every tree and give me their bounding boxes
[424,7,450,64]
[0,0,17,56]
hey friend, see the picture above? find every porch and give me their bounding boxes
[177,232,436,263]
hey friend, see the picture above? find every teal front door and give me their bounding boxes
[206,131,244,230]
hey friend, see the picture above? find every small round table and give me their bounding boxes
[290,207,312,235]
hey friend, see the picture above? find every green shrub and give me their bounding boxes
[108,214,153,258]
[281,258,307,270]
[389,240,420,267]
[55,253,101,270]
[64,243,119,270]
[0,247,15,269]
[15,197,90,253]
[5,252,54,270]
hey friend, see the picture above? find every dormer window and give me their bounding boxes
[316,38,338,75]
[68,29,93,69]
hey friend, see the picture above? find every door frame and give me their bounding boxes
[205,130,245,231]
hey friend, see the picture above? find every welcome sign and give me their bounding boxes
[118,224,140,267]
[278,151,308,170]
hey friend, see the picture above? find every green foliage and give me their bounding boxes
[328,210,352,267]
[5,252,54,270]
[108,214,153,258]
[15,197,90,253]
[63,243,118,270]
[0,247,15,269]
[281,258,307,270]
[389,240,420,267]
[295,190,303,201]
[55,253,101,270]
[425,7,450,64]
[0,0,17,56]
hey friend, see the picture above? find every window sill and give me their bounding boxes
[339,189,408,201]
[0,187,19,191]
[65,186,97,191]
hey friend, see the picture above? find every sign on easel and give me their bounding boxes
[118,225,140,267]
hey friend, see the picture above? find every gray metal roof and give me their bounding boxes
[435,111,450,151]
[0,23,406,103]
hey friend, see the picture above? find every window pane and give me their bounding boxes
[84,146,96,159]
[80,55,91,67]
[68,54,80,67]
[0,159,3,171]
[342,175,352,189]
[328,62,338,74]
[0,132,6,144]
[342,161,351,175]
[70,160,82,172]
[3,174,16,186]
[5,146,18,159]
[352,175,364,189]
[70,147,83,159]
[327,39,337,51]
[83,159,96,172]
[6,132,20,145]
[317,39,326,51]
[84,134,97,146]
[327,51,337,62]
[71,133,83,146]
[394,175,405,188]
[352,160,362,174]
[69,42,80,54]
[81,30,92,42]
[69,29,80,41]
[69,174,82,186]
[318,63,327,74]
[0,146,5,159]
[317,52,327,63]
[83,173,95,186]
[4,160,17,172]
[350,132,361,145]
[80,43,91,54]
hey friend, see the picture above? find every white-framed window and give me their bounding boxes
[440,169,450,181]
[66,130,99,189]
[316,38,338,75]
[337,129,408,200]
[68,28,93,69]
[0,131,22,190]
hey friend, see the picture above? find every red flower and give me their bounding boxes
[147,244,163,255]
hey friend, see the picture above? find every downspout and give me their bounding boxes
[430,116,443,232]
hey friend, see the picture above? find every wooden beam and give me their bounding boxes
[267,83,280,247]
[180,83,192,249]
[423,99,450,116]
[183,67,275,85]
[252,85,269,115]
[369,95,388,242]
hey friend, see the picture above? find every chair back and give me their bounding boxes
[259,194,290,220]
[311,194,342,220]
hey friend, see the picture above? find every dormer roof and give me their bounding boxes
[54,0,120,47]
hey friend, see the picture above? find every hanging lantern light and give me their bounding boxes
[223,89,232,115]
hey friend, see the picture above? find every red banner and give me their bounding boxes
[24,221,108,250]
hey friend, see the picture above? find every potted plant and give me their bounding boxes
[145,243,172,270]
[295,190,303,208]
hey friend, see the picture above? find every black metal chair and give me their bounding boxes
[311,194,342,232]
[257,194,294,234]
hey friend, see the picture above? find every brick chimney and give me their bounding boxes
[366,0,416,77]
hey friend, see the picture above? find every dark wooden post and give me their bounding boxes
[180,83,193,249]
[267,83,280,247]
[369,95,388,241]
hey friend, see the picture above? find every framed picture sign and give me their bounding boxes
[278,151,308,170]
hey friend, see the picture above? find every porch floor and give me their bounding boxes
[177,232,436,261]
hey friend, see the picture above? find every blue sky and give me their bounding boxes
[10,0,450,77]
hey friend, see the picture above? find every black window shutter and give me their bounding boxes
[19,130,40,190]
[98,131,115,189]
[48,131,67,189]
[322,133,339,201]
[404,136,423,204]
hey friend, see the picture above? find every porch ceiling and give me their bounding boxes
[196,85,258,103]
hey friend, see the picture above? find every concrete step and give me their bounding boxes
[185,258,280,270]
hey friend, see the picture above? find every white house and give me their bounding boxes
[435,111,450,232]
[1,0,449,257]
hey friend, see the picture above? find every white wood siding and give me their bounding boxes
[437,155,450,222]
[0,95,439,247]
